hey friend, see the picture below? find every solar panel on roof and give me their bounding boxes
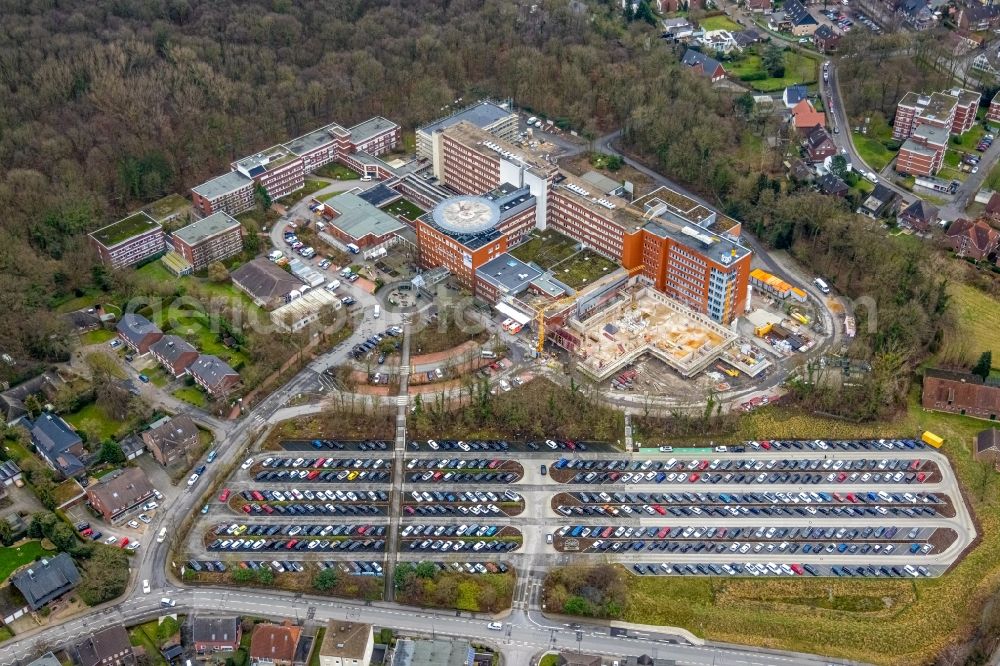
[247,165,266,177]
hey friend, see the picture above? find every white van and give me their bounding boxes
[156,527,167,543]
[160,597,175,607]
[373,304,380,319]
[814,277,831,294]
[481,350,497,359]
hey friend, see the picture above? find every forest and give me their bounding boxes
[0,0,954,416]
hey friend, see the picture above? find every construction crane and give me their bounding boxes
[536,295,578,354]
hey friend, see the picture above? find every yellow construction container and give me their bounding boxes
[791,312,809,325]
[921,431,943,448]
[754,322,774,337]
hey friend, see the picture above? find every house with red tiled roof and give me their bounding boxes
[790,99,826,130]
[945,218,999,260]
[249,622,302,666]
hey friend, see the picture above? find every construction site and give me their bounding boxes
[551,287,739,381]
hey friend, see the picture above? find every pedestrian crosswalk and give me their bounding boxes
[395,395,408,406]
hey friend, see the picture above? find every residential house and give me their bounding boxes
[803,125,837,162]
[945,218,1000,260]
[892,88,979,140]
[898,0,936,30]
[27,653,62,666]
[787,159,814,183]
[662,17,695,39]
[170,212,244,272]
[88,212,166,270]
[192,616,243,657]
[25,413,85,478]
[118,435,146,462]
[555,653,603,666]
[782,0,819,35]
[71,624,135,666]
[975,428,1000,466]
[817,173,849,197]
[783,85,809,109]
[732,29,760,48]
[767,11,794,31]
[248,622,302,666]
[923,368,1000,420]
[150,335,199,378]
[988,90,1000,125]
[897,199,939,231]
[857,183,899,219]
[987,191,1000,217]
[116,313,163,355]
[790,99,826,130]
[86,467,155,522]
[142,414,200,467]
[699,29,739,54]
[0,372,63,425]
[187,355,241,398]
[812,24,841,52]
[746,0,773,13]
[63,309,102,335]
[10,552,81,611]
[230,258,302,310]
[681,49,727,82]
[317,621,373,666]
[956,1,1000,31]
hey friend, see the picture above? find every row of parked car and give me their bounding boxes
[583,536,932,556]
[350,327,402,360]
[569,489,942,508]
[631,562,931,578]
[216,522,387,538]
[254,468,391,483]
[208,537,385,552]
[290,439,390,451]
[259,456,389,470]
[241,488,388,504]
[239,502,383,516]
[556,456,929,474]
[407,469,519,484]
[557,502,938,520]
[404,538,519,553]
[560,467,928,486]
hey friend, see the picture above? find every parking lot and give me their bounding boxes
[184,437,972,579]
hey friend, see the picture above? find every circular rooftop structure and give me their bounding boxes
[432,195,501,236]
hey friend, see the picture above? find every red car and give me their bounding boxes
[81,528,93,537]
[262,504,274,514]
[689,473,700,483]
[307,470,320,480]
[657,527,670,538]
[251,490,264,501]
[119,537,130,549]
[219,488,231,502]
[917,472,927,482]
[790,563,804,575]
[241,504,251,513]
[314,457,326,468]
[285,539,298,549]
[652,504,666,515]
[837,472,847,482]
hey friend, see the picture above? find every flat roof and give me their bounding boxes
[141,194,191,222]
[643,215,750,265]
[90,212,160,248]
[271,289,340,322]
[191,170,252,200]
[419,100,515,137]
[476,253,542,292]
[580,170,622,195]
[901,91,958,122]
[173,211,241,245]
[320,621,371,660]
[234,145,299,176]
[324,193,407,241]
[348,116,399,144]
[552,170,637,230]
[283,122,344,157]
[443,121,556,178]
[420,196,503,251]
[900,137,938,158]
[912,124,949,143]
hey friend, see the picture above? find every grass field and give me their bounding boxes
[0,541,53,582]
[700,14,741,31]
[64,402,130,441]
[380,198,425,220]
[314,163,361,180]
[80,328,115,345]
[128,621,168,666]
[617,401,1000,665]
[173,385,208,408]
[510,230,580,270]
[854,136,895,171]
[938,282,1000,366]
[276,178,327,207]
[726,50,818,92]
[949,126,987,152]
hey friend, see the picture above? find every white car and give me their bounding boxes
[187,473,200,486]
[105,535,117,545]
[142,501,158,511]
[487,622,503,631]
[142,579,150,594]
[427,440,440,450]
[138,514,152,524]
[127,520,140,529]
[241,458,255,470]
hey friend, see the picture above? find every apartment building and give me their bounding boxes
[171,212,244,270]
[85,467,155,522]
[282,122,349,172]
[232,146,304,202]
[346,117,400,156]
[416,100,518,160]
[89,212,165,269]
[989,91,1000,125]
[892,88,980,140]
[896,124,949,176]
[191,171,256,217]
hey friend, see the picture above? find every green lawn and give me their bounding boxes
[53,290,102,314]
[129,621,168,666]
[854,136,895,171]
[539,655,558,666]
[142,365,171,388]
[173,386,208,408]
[64,402,130,441]
[548,249,619,289]
[983,159,1000,191]
[0,541,55,582]
[699,14,741,31]
[53,479,82,505]
[949,125,987,152]
[726,49,819,92]
[939,282,1000,365]
[80,328,115,345]
[314,163,361,180]
[308,628,325,666]
[276,178,328,207]
[152,307,249,368]
[510,230,580,270]
[380,198,425,220]
[142,193,191,222]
